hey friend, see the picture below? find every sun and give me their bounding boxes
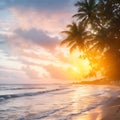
[72,66,79,72]
[68,51,91,80]
[58,47,92,80]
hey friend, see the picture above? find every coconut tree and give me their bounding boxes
[73,0,100,28]
[61,22,87,53]
[61,22,99,77]
[61,0,120,82]
[91,0,120,81]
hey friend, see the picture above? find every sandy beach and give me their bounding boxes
[101,97,120,120]
[72,96,120,120]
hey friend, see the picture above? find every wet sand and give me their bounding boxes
[101,97,120,120]
[72,96,120,120]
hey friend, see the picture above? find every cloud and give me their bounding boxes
[11,10,72,36]
[14,28,60,49]
[0,0,73,12]
[0,67,31,84]
[0,0,80,83]
[44,64,69,80]
[23,65,50,80]
[15,44,73,81]
[0,0,75,35]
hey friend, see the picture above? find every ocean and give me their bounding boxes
[0,84,120,120]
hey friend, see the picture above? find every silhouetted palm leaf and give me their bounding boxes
[73,0,98,27]
[61,22,87,53]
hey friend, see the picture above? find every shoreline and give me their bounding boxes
[72,96,120,120]
[100,97,120,120]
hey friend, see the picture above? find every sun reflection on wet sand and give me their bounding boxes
[71,108,102,120]
[70,86,103,120]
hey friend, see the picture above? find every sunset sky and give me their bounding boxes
[0,0,92,84]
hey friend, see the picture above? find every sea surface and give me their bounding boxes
[0,84,120,120]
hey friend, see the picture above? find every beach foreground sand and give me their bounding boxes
[101,97,120,120]
[72,96,120,120]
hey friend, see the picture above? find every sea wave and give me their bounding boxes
[0,88,63,102]
[0,86,45,91]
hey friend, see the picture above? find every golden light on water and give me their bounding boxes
[70,86,103,120]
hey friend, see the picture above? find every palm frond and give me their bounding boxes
[70,43,77,53]
[61,31,72,35]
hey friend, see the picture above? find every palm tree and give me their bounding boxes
[73,0,99,28]
[91,0,120,52]
[61,22,98,77]
[61,0,120,81]
[61,22,87,53]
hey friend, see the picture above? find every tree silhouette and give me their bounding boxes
[61,22,87,53]
[61,0,120,82]
[73,0,98,27]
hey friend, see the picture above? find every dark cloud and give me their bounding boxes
[15,28,59,49]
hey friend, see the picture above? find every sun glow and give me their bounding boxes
[68,50,91,80]
[56,47,93,80]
